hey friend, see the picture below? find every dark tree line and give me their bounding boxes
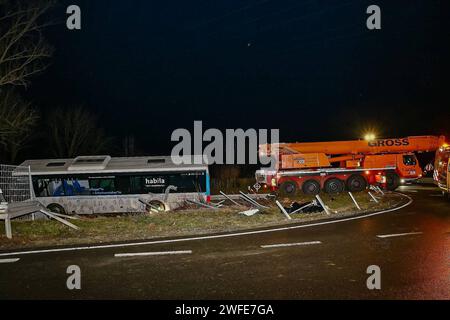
[0,1,113,164]
[0,97,114,164]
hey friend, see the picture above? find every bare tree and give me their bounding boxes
[48,107,112,158]
[0,90,39,163]
[0,0,54,87]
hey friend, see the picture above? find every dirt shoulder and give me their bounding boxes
[0,191,409,251]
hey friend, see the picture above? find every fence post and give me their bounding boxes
[5,216,12,239]
[315,195,331,215]
[275,201,292,220]
[28,166,35,201]
[348,192,361,210]
[0,188,5,203]
[376,186,385,195]
[219,191,241,206]
[368,192,379,203]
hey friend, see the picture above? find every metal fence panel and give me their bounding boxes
[0,164,32,203]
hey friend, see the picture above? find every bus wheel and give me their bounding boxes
[386,173,400,191]
[46,203,66,215]
[146,200,166,213]
[279,181,298,196]
[325,178,344,194]
[302,179,321,195]
[347,174,367,192]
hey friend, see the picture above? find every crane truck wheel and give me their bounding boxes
[279,181,298,196]
[324,178,345,194]
[302,179,321,195]
[346,174,367,192]
[386,173,400,191]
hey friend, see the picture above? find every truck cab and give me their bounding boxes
[363,153,422,181]
[398,153,423,180]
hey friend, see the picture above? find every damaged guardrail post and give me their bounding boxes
[348,192,361,210]
[0,211,12,239]
[376,186,385,195]
[211,200,225,208]
[315,195,331,215]
[186,199,219,210]
[42,210,79,230]
[219,191,241,206]
[239,191,270,209]
[368,192,379,203]
[2,215,12,239]
[370,185,384,195]
[275,201,292,220]
[290,200,318,214]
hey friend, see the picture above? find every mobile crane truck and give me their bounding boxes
[256,135,446,195]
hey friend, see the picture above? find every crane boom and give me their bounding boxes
[261,136,446,156]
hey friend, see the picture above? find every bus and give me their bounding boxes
[17,155,210,215]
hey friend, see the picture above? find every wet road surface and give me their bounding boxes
[0,185,449,299]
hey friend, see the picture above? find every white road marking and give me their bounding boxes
[261,241,322,248]
[0,258,20,264]
[0,193,413,258]
[377,232,423,239]
[399,186,439,191]
[115,250,192,257]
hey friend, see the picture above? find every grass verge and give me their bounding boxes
[0,191,408,250]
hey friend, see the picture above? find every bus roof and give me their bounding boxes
[18,155,208,176]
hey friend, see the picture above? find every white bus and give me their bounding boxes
[18,155,210,215]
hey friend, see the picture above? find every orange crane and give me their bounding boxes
[256,135,446,195]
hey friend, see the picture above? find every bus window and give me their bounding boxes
[89,177,120,195]
[64,178,90,196]
[115,176,130,194]
[130,176,143,194]
[32,178,65,197]
[169,171,206,193]
[115,176,143,195]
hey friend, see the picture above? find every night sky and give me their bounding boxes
[27,0,450,155]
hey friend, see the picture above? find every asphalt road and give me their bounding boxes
[0,185,449,300]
